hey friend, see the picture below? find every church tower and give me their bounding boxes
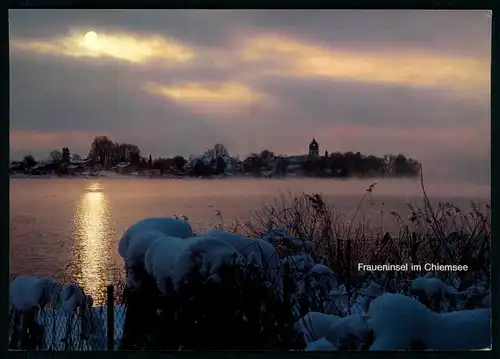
[309,138,319,158]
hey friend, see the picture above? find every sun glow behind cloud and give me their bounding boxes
[144,82,264,104]
[11,29,194,64]
[240,34,490,98]
[143,81,268,118]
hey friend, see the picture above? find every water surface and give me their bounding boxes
[10,177,489,303]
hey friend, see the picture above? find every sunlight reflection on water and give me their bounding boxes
[74,182,112,303]
[10,178,489,302]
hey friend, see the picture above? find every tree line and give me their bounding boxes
[12,135,421,178]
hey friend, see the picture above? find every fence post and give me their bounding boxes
[107,284,114,351]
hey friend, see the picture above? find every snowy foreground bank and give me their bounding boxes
[10,217,491,350]
[9,276,124,350]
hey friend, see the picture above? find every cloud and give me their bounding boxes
[10,28,194,64]
[239,34,490,99]
[10,130,108,159]
[9,55,238,159]
[144,82,263,104]
[250,77,490,129]
[143,81,271,118]
[9,10,491,58]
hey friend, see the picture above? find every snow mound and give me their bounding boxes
[284,254,315,272]
[359,280,382,312]
[296,311,370,349]
[411,276,457,299]
[145,235,243,294]
[60,283,87,315]
[124,230,168,266]
[361,280,382,298]
[308,264,337,291]
[119,217,193,259]
[196,230,279,280]
[295,312,341,343]
[10,276,58,311]
[436,309,491,349]
[305,338,337,351]
[309,263,335,277]
[324,315,370,348]
[123,230,171,288]
[367,293,491,350]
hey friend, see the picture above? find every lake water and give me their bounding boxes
[10,177,489,303]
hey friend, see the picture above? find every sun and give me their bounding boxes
[83,31,99,49]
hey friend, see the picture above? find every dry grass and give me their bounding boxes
[239,181,490,305]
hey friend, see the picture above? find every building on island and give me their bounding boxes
[284,138,324,173]
[308,138,319,158]
[184,138,328,177]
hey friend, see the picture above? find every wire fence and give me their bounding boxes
[5,269,409,351]
[8,271,471,351]
[9,283,127,351]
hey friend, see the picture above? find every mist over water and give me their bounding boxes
[10,177,489,302]
[417,157,491,187]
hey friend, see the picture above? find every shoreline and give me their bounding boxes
[10,174,490,200]
[9,173,422,181]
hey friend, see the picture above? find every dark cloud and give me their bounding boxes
[9,10,240,48]
[251,76,490,129]
[9,10,491,57]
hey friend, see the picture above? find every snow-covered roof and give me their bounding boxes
[116,162,132,168]
[70,159,91,165]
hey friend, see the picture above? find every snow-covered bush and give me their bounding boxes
[144,234,243,294]
[195,230,280,284]
[9,276,60,350]
[295,311,371,350]
[118,217,193,260]
[119,217,194,291]
[118,218,303,350]
[117,218,197,348]
[367,293,490,350]
[10,276,60,312]
[9,277,107,350]
[152,261,303,350]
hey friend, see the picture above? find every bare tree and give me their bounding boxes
[88,136,114,167]
[205,143,229,159]
[23,154,37,168]
[49,149,62,162]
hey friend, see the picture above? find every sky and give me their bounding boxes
[9,10,491,183]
